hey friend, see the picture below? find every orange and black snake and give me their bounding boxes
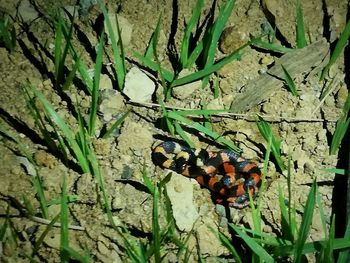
[152,141,262,208]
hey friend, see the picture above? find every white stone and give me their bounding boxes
[105,13,133,46]
[166,174,199,232]
[99,90,124,122]
[17,0,39,22]
[123,67,155,102]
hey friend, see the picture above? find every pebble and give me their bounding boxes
[219,26,248,54]
[98,89,124,122]
[123,67,155,102]
[166,175,199,231]
[105,13,133,46]
[17,0,39,22]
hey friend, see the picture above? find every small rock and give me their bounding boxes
[166,174,199,231]
[219,26,249,54]
[206,97,224,110]
[16,156,36,176]
[336,84,348,108]
[123,67,155,102]
[105,13,133,46]
[260,55,274,66]
[99,89,125,122]
[17,0,39,22]
[172,69,201,99]
[62,6,77,19]
[43,232,60,250]
[99,74,113,90]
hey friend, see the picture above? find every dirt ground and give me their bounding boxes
[0,0,349,262]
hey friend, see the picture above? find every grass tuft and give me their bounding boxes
[0,14,16,52]
[162,107,241,152]
[330,91,350,154]
[135,0,253,101]
[256,116,285,171]
[281,64,298,96]
[98,0,126,90]
[320,19,350,80]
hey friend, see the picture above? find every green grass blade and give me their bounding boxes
[295,0,307,48]
[173,121,195,148]
[152,186,161,262]
[330,91,350,154]
[281,64,297,96]
[62,245,91,263]
[256,116,285,171]
[287,155,297,241]
[320,75,337,100]
[102,110,130,139]
[250,37,293,53]
[32,213,60,256]
[60,175,69,263]
[0,16,16,52]
[330,118,350,155]
[98,0,126,90]
[215,229,242,263]
[293,180,317,262]
[61,55,80,91]
[133,51,174,81]
[167,111,241,152]
[186,39,204,67]
[321,215,335,263]
[88,33,104,136]
[56,10,75,89]
[200,104,212,130]
[320,168,345,175]
[201,0,236,68]
[152,15,171,100]
[172,42,247,87]
[59,16,93,93]
[158,97,175,135]
[22,86,58,153]
[274,238,350,256]
[142,170,155,195]
[255,131,271,210]
[30,85,90,173]
[321,19,350,80]
[76,108,88,158]
[87,149,116,229]
[337,219,350,263]
[213,76,219,99]
[201,0,236,87]
[278,184,293,241]
[180,0,204,68]
[230,225,274,262]
[144,28,156,59]
[54,13,63,86]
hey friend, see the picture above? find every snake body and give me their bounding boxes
[152,141,262,208]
